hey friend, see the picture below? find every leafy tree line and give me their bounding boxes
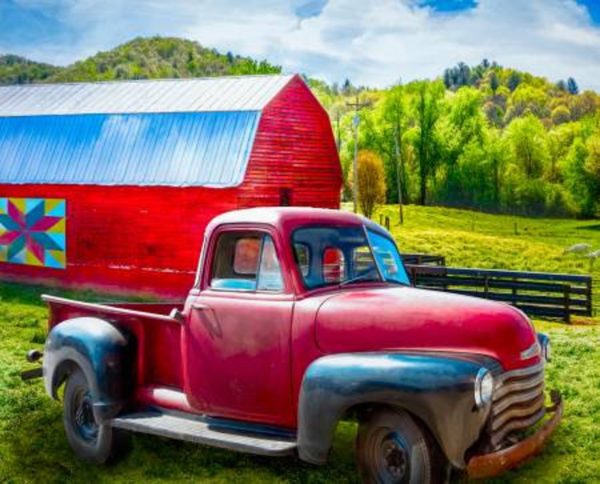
[311,61,600,218]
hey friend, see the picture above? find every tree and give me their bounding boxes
[356,150,386,219]
[562,138,596,216]
[556,80,567,92]
[489,71,500,93]
[507,71,521,91]
[551,105,571,125]
[567,77,579,95]
[584,133,600,214]
[506,115,549,178]
[412,81,444,205]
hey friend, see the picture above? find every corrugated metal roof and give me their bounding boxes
[0,111,261,187]
[0,75,294,117]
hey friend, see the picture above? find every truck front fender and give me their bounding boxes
[43,317,135,423]
[297,352,494,468]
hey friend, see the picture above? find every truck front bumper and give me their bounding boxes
[467,390,563,479]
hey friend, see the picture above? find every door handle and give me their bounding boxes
[192,302,209,311]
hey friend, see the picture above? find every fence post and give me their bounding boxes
[511,277,517,306]
[563,284,571,324]
[385,216,390,230]
[484,275,489,299]
[586,278,593,317]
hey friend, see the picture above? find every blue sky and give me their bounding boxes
[1,0,600,90]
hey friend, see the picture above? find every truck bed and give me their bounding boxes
[43,294,186,393]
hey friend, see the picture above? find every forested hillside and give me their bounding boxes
[0,55,60,84]
[311,61,600,218]
[0,38,598,218]
[0,37,280,84]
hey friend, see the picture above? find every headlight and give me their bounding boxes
[474,368,494,408]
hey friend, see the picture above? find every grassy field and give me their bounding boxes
[1,205,600,483]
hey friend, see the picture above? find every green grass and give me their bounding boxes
[1,205,600,483]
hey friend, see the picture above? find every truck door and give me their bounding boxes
[184,227,295,427]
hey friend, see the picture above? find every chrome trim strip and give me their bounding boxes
[492,384,544,416]
[491,395,545,431]
[491,408,546,446]
[493,371,545,402]
[494,361,545,385]
[520,342,541,360]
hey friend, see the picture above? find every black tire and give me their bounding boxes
[357,409,444,484]
[63,368,130,464]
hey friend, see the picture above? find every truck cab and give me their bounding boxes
[25,207,562,482]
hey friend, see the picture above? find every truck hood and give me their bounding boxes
[315,286,540,371]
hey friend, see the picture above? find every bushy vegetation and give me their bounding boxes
[311,61,600,219]
[1,205,599,483]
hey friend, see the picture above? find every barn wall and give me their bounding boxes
[239,76,342,209]
[0,185,238,296]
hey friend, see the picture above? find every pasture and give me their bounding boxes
[1,205,599,483]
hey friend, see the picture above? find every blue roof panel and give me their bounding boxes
[0,111,261,187]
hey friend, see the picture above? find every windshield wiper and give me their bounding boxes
[338,267,381,287]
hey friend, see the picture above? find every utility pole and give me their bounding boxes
[393,125,404,225]
[347,94,370,213]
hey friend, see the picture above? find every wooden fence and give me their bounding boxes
[405,262,593,323]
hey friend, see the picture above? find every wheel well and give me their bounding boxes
[50,359,80,400]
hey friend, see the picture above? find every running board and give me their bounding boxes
[111,411,297,456]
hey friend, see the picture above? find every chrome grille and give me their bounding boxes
[490,361,545,448]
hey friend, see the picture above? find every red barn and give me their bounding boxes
[0,74,341,296]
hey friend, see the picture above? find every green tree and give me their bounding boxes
[506,115,549,178]
[412,81,444,205]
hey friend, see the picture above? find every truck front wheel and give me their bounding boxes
[63,368,130,464]
[357,409,444,484]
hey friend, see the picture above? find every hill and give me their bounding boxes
[48,37,281,82]
[0,37,280,85]
[0,55,60,85]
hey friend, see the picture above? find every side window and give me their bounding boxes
[257,236,284,291]
[323,247,345,283]
[210,232,283,292]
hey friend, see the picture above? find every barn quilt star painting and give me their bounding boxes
[0,198,66,269]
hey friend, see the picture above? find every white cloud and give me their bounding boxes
[2,0,600,90]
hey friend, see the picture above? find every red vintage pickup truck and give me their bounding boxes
[23,207,561,482]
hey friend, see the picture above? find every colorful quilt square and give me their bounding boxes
[0,197,66,269]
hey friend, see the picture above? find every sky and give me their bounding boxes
[1,0,600,90]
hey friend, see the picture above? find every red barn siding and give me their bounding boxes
[239,75,342,209]
[0,184,238,296]
[0,75,342,296]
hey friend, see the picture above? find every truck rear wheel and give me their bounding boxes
[356,409,444,484]
[63,368,130,464]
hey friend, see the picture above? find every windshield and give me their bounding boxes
[292,226,410,289]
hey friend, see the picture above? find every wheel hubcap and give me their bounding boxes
[74,390,98,443]
[380,433,409,482]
